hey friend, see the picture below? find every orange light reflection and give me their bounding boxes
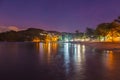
[104,51,114,70]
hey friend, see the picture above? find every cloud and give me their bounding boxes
[8,26,19,31]
[0,26,20,32]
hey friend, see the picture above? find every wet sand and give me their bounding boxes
[80,42,120,51]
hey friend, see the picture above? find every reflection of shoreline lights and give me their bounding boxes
[74,44,86,63]
[51,42,58,54]
[47,42,51,64]
[74,44,77,55]
[73,44,86,80]
[35,42,39,53]
[38,42,59,64]
[81,45,85,61]
[43,42,51,64]
[39,43,43,53]
[48,42,51,54]
[81,45,85,54]
[77,44,81,62]
[104,50,114,70]
[39,43,44,61]
[64,43,70,74]
[64,43,69,55]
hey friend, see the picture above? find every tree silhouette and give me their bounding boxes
[95,23,109,41]
[114,16,120,23]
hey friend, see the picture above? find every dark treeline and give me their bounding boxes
[84,16,120,42]
[0,28,60,42]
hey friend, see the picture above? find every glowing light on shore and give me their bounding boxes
[32,37,40,42]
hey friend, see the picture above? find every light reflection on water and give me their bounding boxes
[0,42,120,80]
[103,50,114,70]
[63,43,70,74]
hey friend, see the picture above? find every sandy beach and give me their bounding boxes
[80,42,120,51]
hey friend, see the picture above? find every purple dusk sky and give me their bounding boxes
[0,0,120,32]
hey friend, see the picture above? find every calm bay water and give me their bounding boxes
[0,42,120,80]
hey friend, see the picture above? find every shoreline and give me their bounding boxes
[78,42,120,51]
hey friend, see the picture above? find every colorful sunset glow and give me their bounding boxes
[0,0,120,32]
